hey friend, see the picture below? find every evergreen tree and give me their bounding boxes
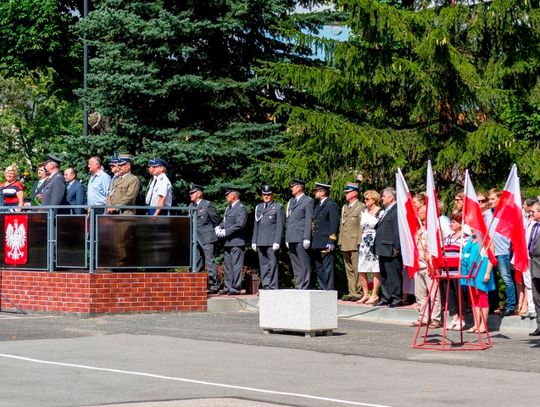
[77,0,319,205]
[262,0,540,200]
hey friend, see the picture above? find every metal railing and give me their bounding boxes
[0,205,197,273]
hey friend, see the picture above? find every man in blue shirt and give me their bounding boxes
[87,156,111,212]
[489,188,516,316]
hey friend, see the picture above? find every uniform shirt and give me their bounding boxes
[146,173,172,207]
[87,169,111,206]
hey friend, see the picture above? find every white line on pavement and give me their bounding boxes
[0,352,391,407]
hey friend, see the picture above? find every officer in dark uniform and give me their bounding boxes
[41,154,67,209]
[215,186,248,295]
[252,184,285,290]
[311,182,340,290]
[285,178,314,289]
[188,183,221,293]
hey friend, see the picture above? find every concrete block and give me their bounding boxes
[259,289,337,335]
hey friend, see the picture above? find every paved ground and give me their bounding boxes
[1,310,540,407]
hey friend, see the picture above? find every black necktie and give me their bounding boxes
[530,223,540,254]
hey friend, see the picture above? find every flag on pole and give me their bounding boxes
[425,160,443,266]
[492,164,529,273]
[396,168,420,276]
[463,170,497,266]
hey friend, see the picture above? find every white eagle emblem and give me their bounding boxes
[5,219,27,261]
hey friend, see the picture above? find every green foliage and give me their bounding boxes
[0,0,81,92]
[0,70,82,182]
[263,0,540,204]
[76,0,309,206]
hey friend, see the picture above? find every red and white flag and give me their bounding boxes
[396,168,420,276]
[492,165,528,273]
[463,170,497,266]
[4,214,28,265]
[425,160,443,266]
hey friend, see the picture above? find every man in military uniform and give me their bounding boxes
[285,178,314,289]
[41,154,67,209]
[145,158,172,216]
[189,183,221,294]
[252,185,285,290]
[106,154,141,215]
[215,187,248,295]
[311,182,340,290]
[338,182,364,301]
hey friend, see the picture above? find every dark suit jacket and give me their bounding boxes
[41,172,67,207]
[190,199,220,245]
[285,194,314,243]
[30,179,47,202]
[66,180,86,214]
[373,203,401,257]
[221,201,248,247]
[311,198,340,249]
[529,222,540,279]
[252,201,285,246]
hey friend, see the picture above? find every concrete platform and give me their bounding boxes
[208,294,537,332]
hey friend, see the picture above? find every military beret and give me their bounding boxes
[224,185,243,195]
[148,158,168,167]
[314,182,331,192]
[46,153,62,165]
[189,183,204,194]
[343,182,359,193]
[116,153,132,165]
[290,178,307,187]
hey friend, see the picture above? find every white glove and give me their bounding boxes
[272,243,280,251]
[251,243,257,251]
[326,243,335,252]
[285,242,289,249]
[214,226,221,234]
[303,239,310,250]
[219,228,226,238]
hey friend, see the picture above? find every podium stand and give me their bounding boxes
[412,271,492,351]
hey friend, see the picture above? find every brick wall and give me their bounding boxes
[0,271,207,314]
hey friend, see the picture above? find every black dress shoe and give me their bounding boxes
[218,290,229,295]
[501,309,516,317]
[375,299,389,306]
[207,289,219,295]
[529,328,540,336]
[388,300,404,308]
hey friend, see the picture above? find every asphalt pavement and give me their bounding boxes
[1,310,540,407]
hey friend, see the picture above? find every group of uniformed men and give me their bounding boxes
[38,152,367,295]
[191,178,366,295]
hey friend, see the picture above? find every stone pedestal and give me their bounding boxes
[259,289,337,337]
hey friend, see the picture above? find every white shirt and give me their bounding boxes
[147,173,172,207]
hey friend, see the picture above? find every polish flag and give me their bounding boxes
[425,160,443,266]
[396,168,420,276]
[463,170,497,266]
[492,165,528,273]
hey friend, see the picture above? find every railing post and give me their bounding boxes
[89,207,96,273]
[48,208,55,272]
[190,206,198,272]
